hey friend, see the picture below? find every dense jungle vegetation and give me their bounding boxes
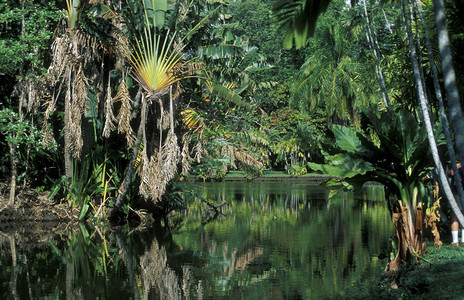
[1,0,464,272]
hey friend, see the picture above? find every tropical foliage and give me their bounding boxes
[1,0,464,280]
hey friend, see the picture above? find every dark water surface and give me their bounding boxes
[0,181,392,299]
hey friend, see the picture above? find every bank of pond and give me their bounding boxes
[0,181,463,299]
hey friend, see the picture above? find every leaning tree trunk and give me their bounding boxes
[433,0,464,177]
[415,0,464,209]
[402,0,464,229]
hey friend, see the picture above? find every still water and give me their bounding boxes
[0,181,392,299]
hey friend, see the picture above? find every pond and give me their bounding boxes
[0,181,393,299]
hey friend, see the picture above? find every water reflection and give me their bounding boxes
[0,182,392,299]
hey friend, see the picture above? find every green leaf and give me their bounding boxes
[273,0,332,49]
[144,0,167,28]
[79,201,90,220]
[332,125,364,154]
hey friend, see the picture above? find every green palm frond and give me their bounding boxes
[273,0,332,49]
[212,84,253,110]
[128,28,185,95]
[234,131,271,147]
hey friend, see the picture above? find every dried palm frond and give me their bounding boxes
[192,139,204,163]
[13,77,40,114]
[47,35,71,83]
[113,77,135,146]
[160,110,170,130]
[41,121,55,147]
[181,133,192,175]
[139,131,179,203]
[235,150,263,169]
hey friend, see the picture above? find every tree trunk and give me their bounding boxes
[402,0,464,228]
[433,0,464,168]
[386,201,425,272]
[361,0,392,111]
[415,0,464,209]
[8,141,17,208]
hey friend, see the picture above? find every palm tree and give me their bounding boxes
[110,0,220,217]
[272,0,464,228]
[432,0,464,201]
[414,0,464,208]
[401,0,464,227]
[290,6,373,126]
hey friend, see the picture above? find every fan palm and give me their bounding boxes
[111,1,219,213]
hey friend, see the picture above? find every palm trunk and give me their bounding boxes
[415,0,464,209]
[433,0,464,170]
[361,0,392,111]
[402,0,464,229]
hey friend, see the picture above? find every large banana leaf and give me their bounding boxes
[144,0,167,28]
[198,44,241,59]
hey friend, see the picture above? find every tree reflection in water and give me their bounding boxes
[0,182,391,299]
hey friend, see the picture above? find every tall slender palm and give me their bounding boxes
[360,0,392,110]
[433,0,464,195]
[414,0,464,209]
[401,0,464,261]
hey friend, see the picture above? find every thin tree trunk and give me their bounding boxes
[8,141,17,208]
[170,85,174,133]
[361,0,392,111]
[403,0,464,228]
[433,0,464,167]
[415,0,464,209]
